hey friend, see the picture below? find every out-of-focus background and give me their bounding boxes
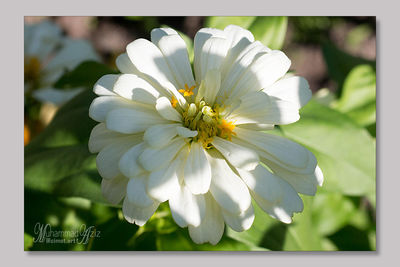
[24,16,376,251]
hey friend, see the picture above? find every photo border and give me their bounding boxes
[4,0,397,265]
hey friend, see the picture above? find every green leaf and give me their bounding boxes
[25,81,98,155]
[54,88,96,120]
[24,233,34,251]
[227,197,322,251]
[90,216,143,251]
[322,42,375,95]
[346,24,373,49]
[54,61,118,89]
[334,64,376,127]
[205,16,256,30]
[280,100,376,196]
[368,230,376,251]
[24,145,106,203]
[327,225,373,251]
[281,196,323,251]
[248,16,288,50]
[156,227,267,251]
[312,192,356,236]
[25,104,96,155]
[25,61,112,153]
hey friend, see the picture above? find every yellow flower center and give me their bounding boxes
[175,85,237,149]
[178,84,196,97]
[170,96,178,108]
[218,119,237,141]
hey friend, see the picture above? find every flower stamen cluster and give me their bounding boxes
[178,84,196,97]
[174,84,238,148]
[180,99,219,149]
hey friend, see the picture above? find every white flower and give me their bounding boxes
[89,25,323,245]
[24,20,99,105]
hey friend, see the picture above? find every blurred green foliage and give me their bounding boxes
[24,16,376,251]
[206,16,288,50]
[334,64,376,128]
[322,42,375,96]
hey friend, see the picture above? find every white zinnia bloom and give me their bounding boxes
[24,20,99,105]
[89,25,323,245]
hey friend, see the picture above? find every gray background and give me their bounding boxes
[5,0,397,265]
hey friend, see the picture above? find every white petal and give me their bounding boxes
[224,24,254,48]
[116,53,136,74]
[228,91,300,125]
[89,123,136,153]
[234,128,311,171]
[221,204,255,232]
[143,124,179,148]
[260,97,300,125]
[207,150,251,214]
[101,175,128,205]
[225,50,291,105]
[184,142,212,195]
[152,28,195,93]
[236,123,274,131]
[151,28,178,45]
[126,38,179,89]
[118,142,146,178]
[263,76,311,109]
[188,193,224,245]
[155,97,182,122]
[93,74,119,96]
[239,165,283,203]
[147,155,181,202]
[193,28,225,83]
[265,156,323,195]
[228,88,271,118]
[238,166,303,223]
[122,197,159,226]
[212,136,259,171]
[169,185,206,227]
[157,34,195,89]
[199,37,230,82]
[218,41,268,101]
[89,96,136,122]
[176,126,198,138]
[202,69,221,105]
[105,107,167,134]
[315,165,324,187]
[220,25,255,80]
[96,137,141,179]
[126,176,154,207]
[113,74,160,104]
[139,138,187,172]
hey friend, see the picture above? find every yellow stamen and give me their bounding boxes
[179,84,195,97]
[170,96,178,108]
[218,119,236,141]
